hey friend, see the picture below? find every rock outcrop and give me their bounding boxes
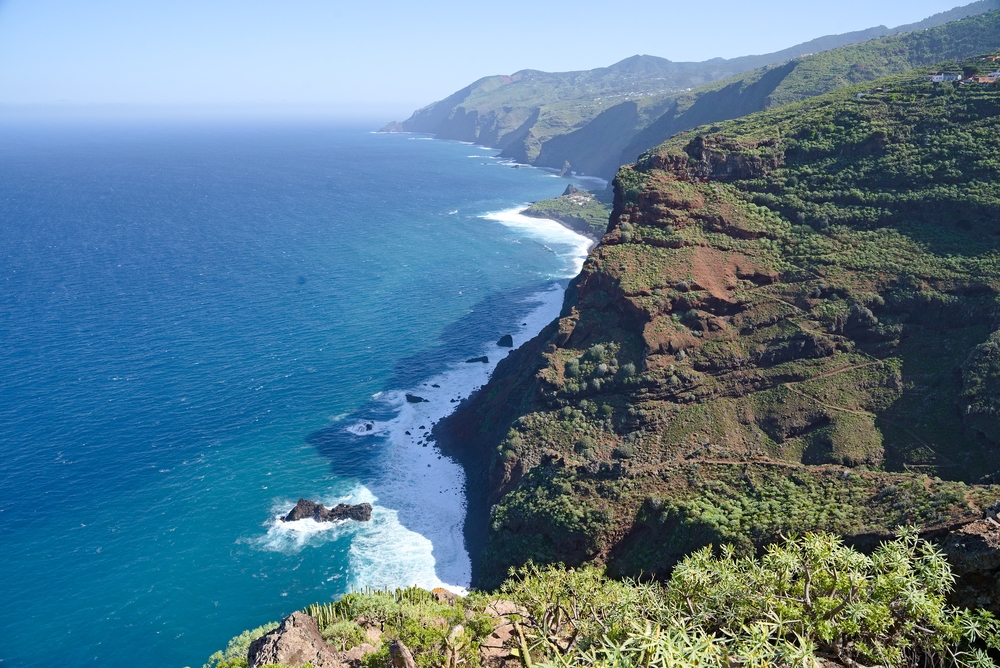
[479,600,526,668]
[283,499,372,523]
[390,640,417,668]
[497,335,514,348]
[248,612,342,668]
[940,510,1000,614]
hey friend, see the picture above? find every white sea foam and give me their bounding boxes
[482,207,594,277]
[253,487,466,595]
[253,204,591,594]
[253,488,373,554]
[340,282,569,590]
[254,284,570,593]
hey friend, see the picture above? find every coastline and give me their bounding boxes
[432,323,556,583]
[430,207,597,584]
[312,202,595,592]
[521,207,604,241]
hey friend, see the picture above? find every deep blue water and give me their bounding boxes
[0,122,592,667]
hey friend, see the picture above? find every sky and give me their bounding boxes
[0,0,977,120]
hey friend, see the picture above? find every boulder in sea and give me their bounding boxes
[465,356,489,364]
[405,393,428,403]
[562,184,580,196]
[283,498,373,523]
[496,334,514,348]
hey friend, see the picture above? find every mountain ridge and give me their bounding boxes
[384,0,1000,181]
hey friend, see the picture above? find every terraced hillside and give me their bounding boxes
[439,59,1000,589]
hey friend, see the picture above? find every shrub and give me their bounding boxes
[613,444,635,459]
[202,622,279,668]
[620,362,637,377]
[208,534,1000,668]
[565,358,581,378]
[503,532,1000,668]
[322,620,367,651]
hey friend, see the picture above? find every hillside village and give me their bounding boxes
[927,53,1000,82]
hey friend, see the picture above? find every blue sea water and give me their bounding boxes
[0,122,594,667]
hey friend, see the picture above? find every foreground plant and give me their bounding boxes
[504,531,1000,668]
[207,532,999,668]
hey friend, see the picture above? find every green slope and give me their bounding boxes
[618,7,1000,172]
[438,57,1000,590]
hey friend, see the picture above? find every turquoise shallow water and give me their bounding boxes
[0,122,592,667]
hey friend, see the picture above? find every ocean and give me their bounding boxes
[0,121,593,667]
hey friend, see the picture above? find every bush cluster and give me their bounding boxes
[207,533,1000,668]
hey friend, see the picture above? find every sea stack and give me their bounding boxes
[282,499,372,523]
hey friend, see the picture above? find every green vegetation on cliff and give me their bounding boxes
[522,190,612,239]
[621,7,1000,170]
[439,57,1000,590]
[208,533,1000,668]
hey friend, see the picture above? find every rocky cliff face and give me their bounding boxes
[438,69,1000,589]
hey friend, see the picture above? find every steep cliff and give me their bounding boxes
[438,60,1000,589]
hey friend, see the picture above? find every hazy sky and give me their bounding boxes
[0,0,974,119]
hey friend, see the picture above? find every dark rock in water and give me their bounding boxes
[496,334,514,347]
[404,430,411,435]
[405,393,428,403]
[466,356,489,364]
[431,384,440,388]
[283,498,372,523]
[562,184,580,196]
[365,423,373,431]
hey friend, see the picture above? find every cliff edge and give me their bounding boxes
[438,59,1000,589]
